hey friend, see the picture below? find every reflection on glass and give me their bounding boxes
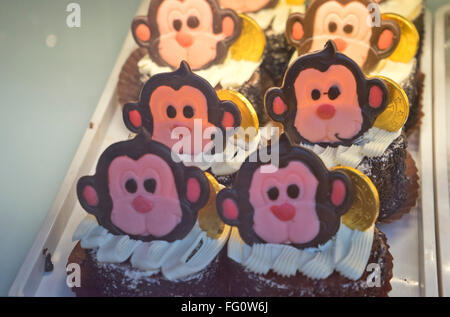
[446,14,450,196]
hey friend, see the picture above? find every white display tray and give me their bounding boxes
[433,4,450,298]
[8,4,438,296]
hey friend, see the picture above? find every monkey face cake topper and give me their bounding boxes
[265,41,388,147]
[77,135,210,243]
[219,0,279,13]
[286,0,401,72]
[132,0,242,71]
[123,61,241,156]
[216,135,353,249]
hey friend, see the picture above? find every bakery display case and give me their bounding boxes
[2,0,449,297]
[433,3,450,297]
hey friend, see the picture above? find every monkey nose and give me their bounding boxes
[316,104,336,120]
[176,32,194,48]
[270,203,296,222]
[132,195,153,214]
[334,38,347,51]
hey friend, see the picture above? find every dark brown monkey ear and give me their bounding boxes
[265,88,289,123]
[184,167,210,211]
[372,19,401,60]
[367,78,388,111]
[77,176,100,216]
[329,171,353,217]
[286,12,306,48]
[220,9,242,44]
[123,102,146,134]
[216,188,241,227]
[132,16,152,48]
[219,100,241,129]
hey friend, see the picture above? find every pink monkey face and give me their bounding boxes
[156,0,234,69]
[308,1,372,67]
[249,161,320,245]
[219,0,273,13]
[108,154,183,237]
[294,65,363,144]
[149,85,217,156]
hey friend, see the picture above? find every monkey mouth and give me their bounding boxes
[270,203,296,222]
[334,133,356,143]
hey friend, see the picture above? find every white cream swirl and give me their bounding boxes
[370,58,417,87]
[302,127,402,170]
[138,55,261,89]
[379,0,424,21]
[228,222,375,281]
[247,0,305,34]
[176,132,261,176]
[73,216,231,281]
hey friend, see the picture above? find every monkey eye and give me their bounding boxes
[311,89,321,101]
[328,22,337,33]
[173,19,182,31]
[328,86,341,100]
[267,187,279,201]
[343,24,354,34]
[187,16,200,29]
[144,178,157,194]
[183,105,194,118]
[167,105,177,119]
[125,179,138,194]
[287,184,300,199]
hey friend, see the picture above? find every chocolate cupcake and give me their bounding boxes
[118,0,268,125]
[216,136,393,297]
[265,41,418,222]
[68,135,231,297]
[285,0,422,133]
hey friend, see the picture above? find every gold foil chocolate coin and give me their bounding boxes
[286,0,306,5]
[198,173,226,239]
[373,76,409,132]
[230,14,266,62]
[383,13,419,63]
[332,166,379,231]
[217,89,259,143]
